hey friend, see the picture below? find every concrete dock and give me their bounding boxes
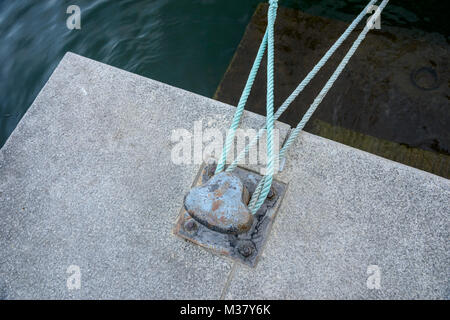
[0,53,448,299]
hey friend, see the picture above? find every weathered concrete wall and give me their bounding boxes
[0,53,448,299]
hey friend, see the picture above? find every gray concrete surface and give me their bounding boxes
[0,52,448,299]
[226,132,449,299]
[0,52,289,299]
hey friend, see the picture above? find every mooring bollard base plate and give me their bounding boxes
[173,163,287,267]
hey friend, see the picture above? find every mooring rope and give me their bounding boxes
[226,0,379,174]
[214,0,279,214]
[216,0,389,214]
[214,29,269,174]
[215,0,278,176]
[278,0,389,161]
[247,0,278,214]
[249,0,389,211]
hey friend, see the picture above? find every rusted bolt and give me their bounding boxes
[206,164,216,179]
[238,241,255,258]
[184,219,198,234]
[201,160,217,183]
[267,186,276,200]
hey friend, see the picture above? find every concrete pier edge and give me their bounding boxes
[0,52,448,299]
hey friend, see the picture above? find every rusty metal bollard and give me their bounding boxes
[183,172,253,234]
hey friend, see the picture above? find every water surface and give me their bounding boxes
[0,0,448,147]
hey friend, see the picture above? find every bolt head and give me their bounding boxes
[267,186,276,200]
[238,242,255,258]
[184,219,198,233]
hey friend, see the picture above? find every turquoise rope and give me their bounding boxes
[214,0,279,214]
[226,0,378,173]
[248,0,278,214]
[218,0,387,214]
[278,0,389,161]
[214,30,268,174]
[250,0,390,200]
